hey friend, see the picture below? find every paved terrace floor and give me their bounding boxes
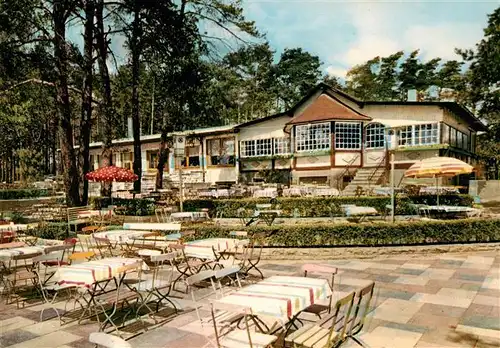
[0,250,499,348]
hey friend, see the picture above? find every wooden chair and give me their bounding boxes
[300,264,338,318]
[345,282,376,347]
[211,302,278,348]
[68,251,96,264]
[67,206,92,232]
[285,291,355,348]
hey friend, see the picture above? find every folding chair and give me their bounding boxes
[32,254,76,322]
[69,251,96,264]
[93,261,143,337]
[3,252,41,307]
[211,302,278,348]
[135,251,179,319]
[345,282,376,347]
[170,244,213,292]
[300,264,338,318]
[242,242,264,280]
[93,237,115,259]
[285,292,355,348]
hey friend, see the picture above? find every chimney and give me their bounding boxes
[407,89,417,102]
[127,117,133,138]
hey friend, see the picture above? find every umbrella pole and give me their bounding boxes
[436,176,439,206]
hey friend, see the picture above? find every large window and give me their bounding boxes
[120,152,133,170]
[147,151,158,169]
[207,138,235,166]
[180,146,200,167]
[296,123,331,152]
[335,122,361,150]
[274,137,290,155]
[397,126,413,146]
[255,139,272,156]
[365,123,385,149]
[240,140,256,157]
[414,123,438,145]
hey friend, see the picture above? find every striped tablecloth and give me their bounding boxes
[0,246,46,261]
[184,238,241,259]
[123,223,182,232]
[93,230,151,243]
[55,257,142,288]
[217,276,331,321]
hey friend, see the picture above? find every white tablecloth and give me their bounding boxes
[123,223,182,231]
[184,238,241,259]
[93,230,151,243]
[0,224,29,231]
[217,276,331,321]
[0,246,46,261]
[170,212,209,222]
[345,206,378,216]
[253,188,278,198]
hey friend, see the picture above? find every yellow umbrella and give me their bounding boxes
[404,157,474,205]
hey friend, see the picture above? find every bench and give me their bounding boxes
[67,206,92,232]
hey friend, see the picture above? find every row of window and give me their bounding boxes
[442,124,473,151]
[396,124,439,147]
[240,138,291,157]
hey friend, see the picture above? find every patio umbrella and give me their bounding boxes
[404,157,473,205]
[85,166,138,201]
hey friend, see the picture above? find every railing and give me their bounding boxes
[335,154,360,191]
[367,153,387,188]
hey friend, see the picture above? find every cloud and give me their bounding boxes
[325,66,348,79]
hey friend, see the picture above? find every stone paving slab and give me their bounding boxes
[0,250,499,347]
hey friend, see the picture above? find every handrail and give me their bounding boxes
[336,154,360,190]
[367,152,387,187]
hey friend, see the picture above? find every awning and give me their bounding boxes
[370,119,438,128]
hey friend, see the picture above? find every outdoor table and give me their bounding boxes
[93,230,151,243]
[314,188,339,197]
[123,222,182,232]
[345,206,378,223]
[253,188,278,198]
[245,209,282,226]
[216,275,331,329]
[0,245,47,262]
[170,212,209,223]
[0,241,26,250]
[283,187,302,197]
[422,205,476,219]
[184,238,240,260]
[0,224,29,231]
[55,257,143,324]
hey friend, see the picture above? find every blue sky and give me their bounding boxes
[241,0,499,78]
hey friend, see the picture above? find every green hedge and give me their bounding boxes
[91,197,155,216]
[183,195,473,218]
[0,189,49,200]
[186,219,500,247]
[25,222,68,240]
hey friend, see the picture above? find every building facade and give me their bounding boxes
[86,83,485,193]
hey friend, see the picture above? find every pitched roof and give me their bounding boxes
[287,94,371,125]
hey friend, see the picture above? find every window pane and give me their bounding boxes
[442,124,449,144]
[398,126,413,146]
[296,123,331,152]
[335,122,361,149]
[414,124,438,145]
[208,138,235,165]
[365,123,385,149]
[240,140,256,157]
[274,137,290,155]
[256,139,272,156]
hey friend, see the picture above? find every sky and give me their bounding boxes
[241,0,499,78]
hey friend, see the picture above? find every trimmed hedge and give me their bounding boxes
[0,189,49,200]
[91,197,155,216]
[186,219,500,247]
[183,195,473,218]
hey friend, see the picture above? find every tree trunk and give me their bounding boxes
[156,134,168,189]
[96,0,114,197]
[78,0,95,205]
[131,3,142,192]
[53,1,80,206]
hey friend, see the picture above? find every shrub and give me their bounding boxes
[186,218,500,247]
[26,222,68,240]
[183,194,473,218]
[0,189,49,200]
[91,197,155,216]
